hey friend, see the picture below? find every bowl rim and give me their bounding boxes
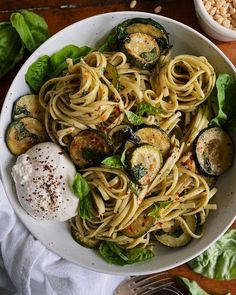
[194,0,236,36]
[0,10,236,275]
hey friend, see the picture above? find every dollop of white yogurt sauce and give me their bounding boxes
[12,142,79,221]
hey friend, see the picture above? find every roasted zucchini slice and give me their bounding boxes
[69,130,111,168]
[116,18,169,51]
[127,144,163,186]
[122,208,156,238]
[71,218,100,248]
[126,126,171,159]
[6,116,48,156]
[154,215,197,248]
[104,62,120,89]
[12,94,44,121]
[123,33,160,69]
[194,127,234,176]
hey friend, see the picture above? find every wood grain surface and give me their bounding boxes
[0,1,235,294]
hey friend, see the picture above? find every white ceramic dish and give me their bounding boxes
[0,11,236,275]
[194,0,236,41]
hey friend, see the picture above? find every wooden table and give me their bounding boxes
[0,0,235,293]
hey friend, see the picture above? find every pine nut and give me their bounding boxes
[205,1,212,11]
[217,16,224,24]
[232,19,236,26]
[223,19,231,27]
[214,13,222,19]
[229,8,236,14]
[130,0,137,9]
[233,0,236,8]
[154,5,162,14]
[220,7,227,15]
[232,12,236,19]
[216,0,224,8]
[210,6,217,15]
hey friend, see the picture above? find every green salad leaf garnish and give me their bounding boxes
[101,155,123,168]
[72,172,92,220]
[25,45,92,93]
[148,200,173,217]
[99,241,154,265]
[136,102,162,117]
[25,55,50,93]
[210,73,236,132]
[124,110,146,126]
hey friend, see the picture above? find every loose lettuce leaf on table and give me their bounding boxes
[210,73,236,132]
[10,10,49,52]
[188,229,236,280]
[0,22,25,79]
[177,277,210,295]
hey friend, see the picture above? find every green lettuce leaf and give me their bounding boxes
[99,241,154,265]
[25,55,50,93]
[79,194,93,220]
[136,102,162,116]
[49,44,91,77]
[177,277,209,295]
[124,110,146,126]
[72,172,92,220]
[0,22,25,79]
[210,73,236,132]
[101,155,123,168]
[25,45,92,92]
[72,172,91,199]
[188,229,236,280]
[148,200,173,217]
[10,10,49,52]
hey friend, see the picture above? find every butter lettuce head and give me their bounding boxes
[188,229,236,280]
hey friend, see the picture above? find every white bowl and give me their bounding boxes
[194,0,236,41]
[0,11,236,275]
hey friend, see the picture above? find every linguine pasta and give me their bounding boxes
[39,50,217,250]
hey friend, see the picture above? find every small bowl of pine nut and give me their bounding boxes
[194,0,236,41]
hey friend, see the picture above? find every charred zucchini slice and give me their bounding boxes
[71,218,100,248]
[123,33,160,69]
[194,127,234,176]
[126,126,171,158]
[69,130,111,168]
[154,215,197,248]
[12,94,44,121]
[6,116,48,156]
[127,144,163,186]
[104,62,120,89]
[122,208,156,238]
[117,18,169,51]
